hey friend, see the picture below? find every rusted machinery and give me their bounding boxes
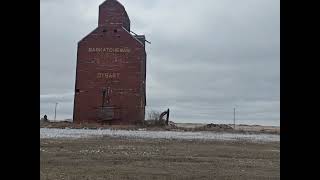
[159,108,170,125]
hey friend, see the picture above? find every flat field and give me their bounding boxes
[40,129,279,180]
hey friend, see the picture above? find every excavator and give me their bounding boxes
[159,108,170,125]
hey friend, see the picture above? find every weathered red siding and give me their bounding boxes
[73,0,146,124]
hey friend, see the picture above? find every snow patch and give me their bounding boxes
[40,128,279,142]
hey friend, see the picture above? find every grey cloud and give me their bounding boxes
[41,0,280,126]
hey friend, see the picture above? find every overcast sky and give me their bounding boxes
[40,0,280,126]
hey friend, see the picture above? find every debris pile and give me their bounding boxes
[206,123,233,129]
[168,121,178,129]
[206,124,233,130]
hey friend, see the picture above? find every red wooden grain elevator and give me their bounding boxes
[73,0,147,124]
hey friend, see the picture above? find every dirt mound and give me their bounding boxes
[189,124,233,131]
[206,124,233,129]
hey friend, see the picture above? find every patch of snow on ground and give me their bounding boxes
[40,128,279,142]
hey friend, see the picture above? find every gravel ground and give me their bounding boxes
[40,128,280,179]
[40,137,280,180]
